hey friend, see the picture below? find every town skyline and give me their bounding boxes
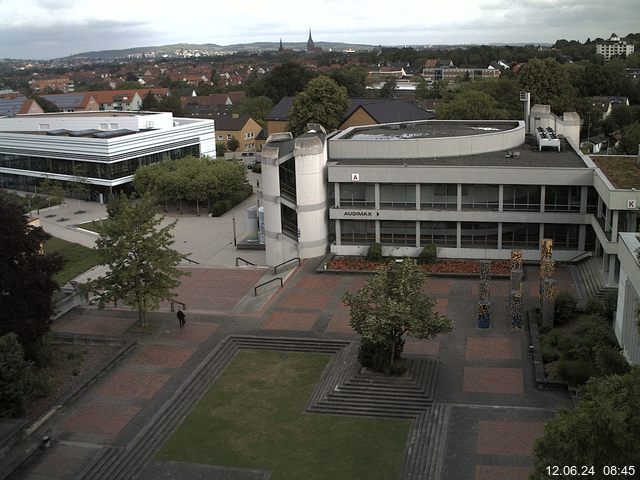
[1,0,639,60]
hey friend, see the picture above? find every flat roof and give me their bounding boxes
[591,155,640,189]
[342,120,519,140]
[12,111,156,118]
[330,136,587,168]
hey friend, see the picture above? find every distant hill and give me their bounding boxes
[67,41,377,59]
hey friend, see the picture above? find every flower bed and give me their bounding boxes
[325,256,511,276]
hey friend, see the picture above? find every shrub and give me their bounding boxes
[594,345,631,376]
[358,338,406,375]
[252,163,262,173]
[602,291,618,320]
[541,342,560,363]
[0,333,33,418]
[365,243,383,262]
[557,360,596,386]
[24,334,53,367]
[584,297,605,316]
[417,243,437,265]
[211,199,232,217]
[553,291,577,325]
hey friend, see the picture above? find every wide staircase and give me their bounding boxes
[576,256,618,300]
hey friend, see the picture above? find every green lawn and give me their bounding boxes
[75,220,103,233]
[44,236,101,285]
[157,350,411,480]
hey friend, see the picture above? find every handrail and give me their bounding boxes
[170,300,186,312]
[273,256,301,274]
[254,277,283,296]
[181,255,200,265]
[568,251,592,264]
[236,257,257,267]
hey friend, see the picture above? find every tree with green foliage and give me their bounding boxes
[236,95,273,128]
[247,62,315,103]
[618,121,640,155]
[227,137,240,152]
[287,76,348,136]
[215,142,227,157]
[88,195,186,327]
[329,64,369,97]
[531,367,640,479]
[0,194,62,350]
[438,90,506,120]
[379,79,397,98]
[0,333,33,418]
[140,89,159,110]
[519,58,576,114]
[343,260,452,374]
[156,93,184,116]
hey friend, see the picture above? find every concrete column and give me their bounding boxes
[608,254,617,287]
[540,185,546,213]
[497,223,503,250]
[630,212,638,232]
[539,223,545,244]
[498,184,504,212]
[335,219,341,246]
[578,224,586,251]
[374,183,380,209]
[605,207,612,233]
[580,186,588,214]
[612,210,619,240]
[415,184,420,211]
[597,196,603,218]
[375,220,380,243]
[457,184,462,211]
[334,183,340,207]
[416,221,420,248]
[456,222,462,249]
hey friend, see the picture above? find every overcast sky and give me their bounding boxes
[1,0,639,60]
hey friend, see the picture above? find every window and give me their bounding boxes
[339,183,374,207]
[341,220,375,245]
[217,134,223,140]
[461,222,499,248]
[281,204,298,240]
[279,158,296,201]
[586,187,598,214]
[227,134,232,141]
[461,185,499,210]
[420,221,456,247]
[109,123,118,130]
[502,223,540,249]
[544,224,579,250]
[99,123,108,130]
[38,124,50,131]
[380,184,416,208]
[421,184,457,210]
[380,221,416,245]
[503,185,541,211]
[544,186,581,212]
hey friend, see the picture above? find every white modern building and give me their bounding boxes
[596,33,635,61]
[615,232,640,365]
[0,111,215,201]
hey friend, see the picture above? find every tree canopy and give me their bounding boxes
[342,260,453,373]
[438,89,508,120]
[519,58,576,115]
[247,62,315,103]
[328,64,369,97]
[235,95,273,128]
[531,367,640,478]
[0,194,62,345]
[618,121,640,155]
[287,75,348,136]
[88,195,186,327]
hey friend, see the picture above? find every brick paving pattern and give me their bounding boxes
[404,339,440,357]
[476,420,545,456]
[466,337,521,360]
[463,367,524,394]
[130,345,197,369]
[263,311,318,331]
[96,370,171,399]
[62,404,141,436]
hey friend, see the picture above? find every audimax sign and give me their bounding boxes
[341,210,380,217]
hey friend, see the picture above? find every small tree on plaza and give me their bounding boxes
[88,195,187,327]
[342,260,453,374]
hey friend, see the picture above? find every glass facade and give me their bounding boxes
[420,221,457,247]
[502,223,540,249]
[544,224,579,250]
[461,222,499,248]
[503,185,541,211]
[340,220,375,245]
[461,185,499,211]
[421,184,457,210]
[340,183,374,207]
[380,221,416,245]
[278,158,296,202]
[380,184,416,208]
[0,145,200,181]
[545,186,581,212]
[281,204,298,240]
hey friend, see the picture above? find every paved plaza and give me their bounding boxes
[3,187,579,479]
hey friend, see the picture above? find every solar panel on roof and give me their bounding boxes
[0,97,26,116]
[41,94,85,109]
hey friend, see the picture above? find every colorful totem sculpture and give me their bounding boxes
[510,250,524,329]
[478,260,491,328]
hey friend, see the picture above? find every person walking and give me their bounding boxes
[177,309,186,329]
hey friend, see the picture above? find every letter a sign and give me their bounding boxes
[351,173,360,181]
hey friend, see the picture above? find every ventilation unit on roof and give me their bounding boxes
[536,126,561,152]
